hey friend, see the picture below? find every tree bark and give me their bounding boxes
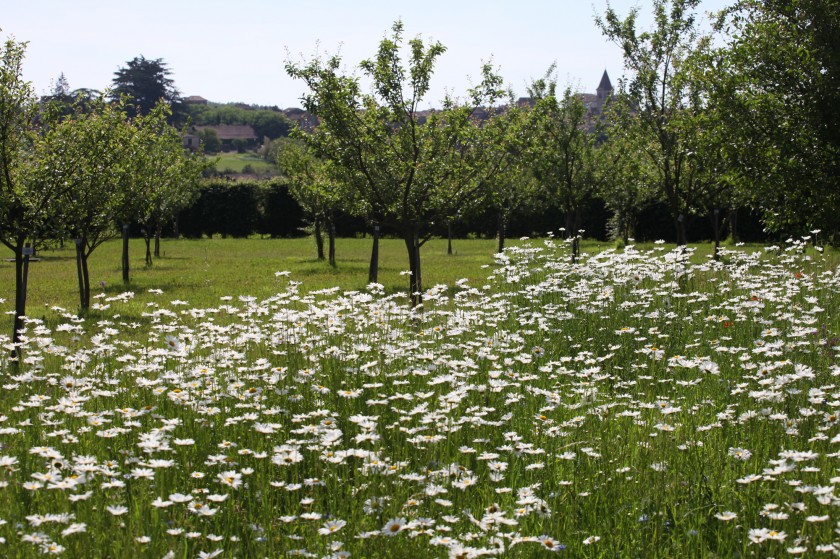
[314,221,325,260]
[10,244,29,359]
[80,251,91,311]
[447,222,453,256]
[497,211,507,254]
[728,208,739,244]
[712,209,721,261]
[75,239,85,310]
[74,239,91,310]
[622,210,630,246]
[368,224,380,283]
[121,224,130,283]
[404,229,422,307]
[328,220,336,267]
[674,213,688,247]
[154,224,162,258]
[143,231,152,267]
[22,245,30,309]
[566,208,581,263]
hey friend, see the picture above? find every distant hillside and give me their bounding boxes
[186,71,612,156]
[184,101,311,140]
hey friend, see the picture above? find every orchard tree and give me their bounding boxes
[111,102,206,283]
[49,97,133,310]
[131,104,206,267]
[286,21,515,305]
[485,164,539,254]
[709,0,840,241]
[276,138,342,265]
[480,103,538,255]
[527,73,604,262]
[679,54,742,258]
[0,33,66,356]
[596,104,653,246]
[596,0,705,246]
[472,102,535,254]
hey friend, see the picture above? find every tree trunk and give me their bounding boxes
[10,243,29,359]
[121,224,130,283]
[22,245,30,308]
[74,239,91,310]
[497,211,507,254]
[674,213,688,247]
[80,251,91,311]
[75,239,85,310]
[368,224,380,283]
[314,221,325,260]
[154,224,162,258]
[565,208,580,263]
[622,209,630,246]
[143,232,152,267]
[328,220,336,267]
[404,230,422,307]
[447,222,453,256]
[712,209,721,261]
[728,208,739,244]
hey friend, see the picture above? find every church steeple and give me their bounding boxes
[594,70,613,114]
[597,70,613,99]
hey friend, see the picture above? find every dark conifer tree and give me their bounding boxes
[111,56,185,125]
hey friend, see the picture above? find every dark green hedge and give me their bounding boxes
[178,179,306,239]
[176,179,767,243]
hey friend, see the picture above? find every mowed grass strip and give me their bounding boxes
[0,236,522,324]
[210,152,277,174]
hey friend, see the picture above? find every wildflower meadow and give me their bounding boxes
[1,237,839,558]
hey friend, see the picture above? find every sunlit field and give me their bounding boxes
[0,237,535,319]
[1,237,839,558]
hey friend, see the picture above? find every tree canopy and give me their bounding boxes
[596,0,706,246]
[0,32,69,354]
[186,103,293,140]
[111,55,185,125]
[707,0,840,239]
[286,21,517,304]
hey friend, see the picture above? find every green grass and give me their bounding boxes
[0,236,568,336]
[209,152,277,175]
[1,236,783,315]
[1,236,518,312]
[0,236,819,331]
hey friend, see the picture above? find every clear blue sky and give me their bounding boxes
[4,0,731,109]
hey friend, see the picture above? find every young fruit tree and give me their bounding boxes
[0,34,66,358]
[527,74,604,263]
[286,21,517,306]
[275,138,343,266]
[47,97,134,310]
[596,0,705,246]
[130,103,206,267]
